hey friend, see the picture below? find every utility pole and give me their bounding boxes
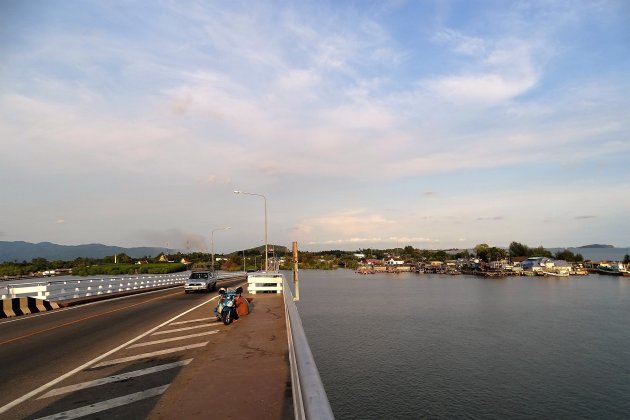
[293,241,299,302]
[234,190,268,271]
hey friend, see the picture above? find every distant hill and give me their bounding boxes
[0,241,168,263]
[577,244,614,248]
[229,244,289,255]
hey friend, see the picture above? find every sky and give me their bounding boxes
[1,0,629,253]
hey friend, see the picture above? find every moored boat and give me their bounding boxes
[543,271,570,277]
[597,262,629,276]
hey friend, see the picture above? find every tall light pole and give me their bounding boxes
[234,190,268,271]
[211,227,230,274]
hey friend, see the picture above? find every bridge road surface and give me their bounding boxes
[0,282,293,419]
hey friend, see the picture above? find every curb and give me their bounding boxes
[1,297,60,318]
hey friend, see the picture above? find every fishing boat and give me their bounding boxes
[597,262,629,276]
[543,271,570,277]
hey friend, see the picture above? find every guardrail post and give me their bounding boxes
[293,241,300,302]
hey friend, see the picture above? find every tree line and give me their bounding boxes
[0,241,599,277]
[0,254,188,277]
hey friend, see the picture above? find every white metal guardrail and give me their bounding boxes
[1,273,190,300]
[1,272,249,301]
[283,275,334,420]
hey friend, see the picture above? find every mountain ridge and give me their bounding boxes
[576,244,614,249]
[0,241,169,263]
[0,241,290,263]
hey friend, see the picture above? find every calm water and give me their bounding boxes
[292,270,630,419]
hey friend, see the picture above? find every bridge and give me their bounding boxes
[0,272,334,419]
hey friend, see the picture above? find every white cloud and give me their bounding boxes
[430,72,537,103]
[426,34,541,103]
[1,1,628,250]
[292,210,397,243]
[433,29,486,56]
[307,237,384,246]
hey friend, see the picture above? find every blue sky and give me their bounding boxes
[1,0,629,253]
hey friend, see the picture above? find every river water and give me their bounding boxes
[293,270,630,419]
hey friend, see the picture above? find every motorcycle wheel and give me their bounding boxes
[222,310,232,325]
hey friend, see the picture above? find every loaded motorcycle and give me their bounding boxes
[214,287,243,325]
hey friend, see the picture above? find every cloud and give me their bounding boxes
[0,94,183,173]
[430,72,537,103]
[306,237,384,246]
[292,210,397,242]
[475,216,504,221]
[1,1,629,251]
[426,34,540,103]
[197,175,232,186]
[387,236,439,244]
[55,219,65,224]
[306,235,439,247]
[3,2,618,188]
[432,28,486,56]
[132,229,208,251]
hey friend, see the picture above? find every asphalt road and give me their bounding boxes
[0,279,246,419]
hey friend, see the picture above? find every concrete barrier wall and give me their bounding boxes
[1,297,59,319]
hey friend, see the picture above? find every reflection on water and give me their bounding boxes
[293,270,630,419]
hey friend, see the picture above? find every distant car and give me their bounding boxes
[184,270,217,293]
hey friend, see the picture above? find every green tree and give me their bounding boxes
[530,246,553,258]
[417,250,432,261]
[432,250,449,261]
[509,241,530,257]
[554,249,584,262]
[402,245,417,260]
[454,249,471,260]
[340,257,359,270]
[30,258,49,272]
[474,243,490,262]
[488,247,507,261]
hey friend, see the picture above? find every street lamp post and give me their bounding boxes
[211,227,230,274]
[234,190,268,271]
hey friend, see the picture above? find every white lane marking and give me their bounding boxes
[0,295,219,415]
[38,359,193,399]
[169,317,218,325]
[91,342,208,368]
[34,385,169,420]
[152,323,217,335]
[129,331,219,348]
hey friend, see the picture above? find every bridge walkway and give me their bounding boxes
[148,291,293,419]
